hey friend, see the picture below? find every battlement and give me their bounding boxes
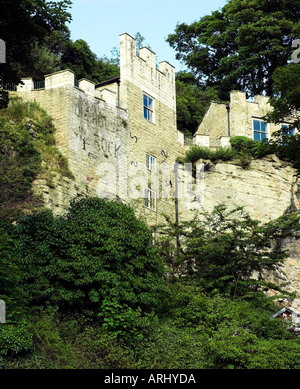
[15,33,176,112]
[229,90,271,108]
[120,33,176,111]
[16,69,120,108]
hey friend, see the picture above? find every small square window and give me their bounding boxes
[253,119,268,141]
[146,153,156,172]
[143,93,154,122]
[144,188,156,211]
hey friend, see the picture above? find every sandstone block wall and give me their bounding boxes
[15,69,129,214]
[195,90,291,147]
[196,102,229,147]
[14,34,186,226]
[119,33,185,225]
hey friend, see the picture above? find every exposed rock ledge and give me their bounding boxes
[181,155,300,309]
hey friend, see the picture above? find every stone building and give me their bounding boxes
[13,33,185,226]
[194,90,296,149]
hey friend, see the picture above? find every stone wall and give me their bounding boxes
[14,34,185,225]
[15,69,129,214]
[119,33,185,225]
[195,90,293,147]
[178,155,300,309]
[195,102,229,147]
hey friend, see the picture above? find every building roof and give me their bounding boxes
[95,77,120,89]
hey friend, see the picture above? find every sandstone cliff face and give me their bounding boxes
[179,154,300,309]
[203,155,298,222]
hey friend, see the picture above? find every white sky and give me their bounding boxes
[67,0,228,72]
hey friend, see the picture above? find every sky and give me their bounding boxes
[67,0,228,72]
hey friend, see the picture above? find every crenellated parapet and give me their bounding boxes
[16,69,121,109]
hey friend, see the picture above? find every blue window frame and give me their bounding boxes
[143,93,153,122]
[253,119,268,141]
[281,124,295,136]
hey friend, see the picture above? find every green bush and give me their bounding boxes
[0,226,25,320]
[14,197,169,318]
[230,135,277,159]
[0,322,33,356]
[270,131,300,171]
[0,116,42,218]
[182,136,279,170]
[99,299,155,345]
[30,312,79,368]
[4,98,54,135]
[183,145,236,163]
[230,136,257,154]
[205,327,300,369]
[72,326,136,369]
[134,320,208,369]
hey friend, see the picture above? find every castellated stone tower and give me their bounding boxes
[13,33,185,226]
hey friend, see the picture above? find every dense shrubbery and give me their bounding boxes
[0,322,33,357]
[0,197,168,352]
[0,114,42,218]
[157,204,300,299]
[181,134,300,173]
[181,145,236,163]
[14,197,168,317]
[0,198,299,369]
[1,280,299,369]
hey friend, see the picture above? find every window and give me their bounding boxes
[144,188,156,211]
[143,93,154,122]
[281,124,295,136]
[146,153,156,172]
[253,119,268,141]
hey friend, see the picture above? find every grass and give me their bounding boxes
[0,97,74,219]
[178,136,279,170]
[181,145,236,164]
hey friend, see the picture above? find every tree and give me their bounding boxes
[60,39,100,82]
[27,44,61,80]
[167,0,300,100]
[109,32,151,67]
[14,197,168,316]
[60,39,119,83]
[0,0,72,85]
[175,72,219,135]
[266,63,300,131]
[157,205,300,299]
